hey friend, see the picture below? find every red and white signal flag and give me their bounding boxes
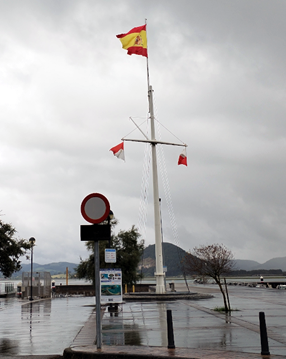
[178,148,187,166]
[110,142,125,161]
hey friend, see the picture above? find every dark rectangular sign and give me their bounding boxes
[80,224,111,242]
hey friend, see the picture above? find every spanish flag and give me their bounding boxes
[116,25,148,58]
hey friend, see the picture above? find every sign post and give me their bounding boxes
[80,193,111,349]
[94,240,101,348]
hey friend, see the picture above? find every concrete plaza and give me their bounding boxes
[67,283,286,358]
[1,282,286,358]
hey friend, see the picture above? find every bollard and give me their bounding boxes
[167,309,175,349]
[259,312,270,355]
[132,285,135,293]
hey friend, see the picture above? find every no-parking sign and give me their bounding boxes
[81,193,110,224]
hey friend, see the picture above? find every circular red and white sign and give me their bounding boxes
[81,193,110,224]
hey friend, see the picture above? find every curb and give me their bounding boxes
[63,346,196,359]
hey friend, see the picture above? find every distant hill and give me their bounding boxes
[5,248,286,279]
[252,257,286,271]
[140,242,188,277]
[141,244,286,276]
[233,257,286,271]
[11,262,78,278]
[232,259,261,271]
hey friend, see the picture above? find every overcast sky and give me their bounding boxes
[1,1,286,267]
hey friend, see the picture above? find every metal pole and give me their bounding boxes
[94,240,102,349]
[159,198,167,291]
[145,19,150,91]
[167,309,175,349]
[148,85,165,294]
[29,237,36,301]
[259,312,270,355]
[30,245,33,301]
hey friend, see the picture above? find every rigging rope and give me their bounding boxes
[138,117,151,241]
[122,118,149,140]
[135,96,190,292]
[155,118,186,146]
[156,122,190,292]
[153,94,190,292]
[137,117,151,282]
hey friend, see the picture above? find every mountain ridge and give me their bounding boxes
[142,243,286,274]
[9,261,78,278]
[5,244,286,277]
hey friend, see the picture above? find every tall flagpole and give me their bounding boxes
[145,19,165,294]
[117,22,187,294]
[148,86,165,294]
[145,19,150,91]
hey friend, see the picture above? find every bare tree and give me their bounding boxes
[183,244,234,312]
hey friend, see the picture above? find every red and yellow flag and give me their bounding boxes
[116,25,148,57]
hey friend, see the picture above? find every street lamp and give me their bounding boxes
[108,210,114,221]
[108,210,114,247]
[29,237,36,301]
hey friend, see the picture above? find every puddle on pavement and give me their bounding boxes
[0,297,95,355]
[0,338,19,356]
[101,299,286,354]
[1,287,286,355]
[102,324,142,346]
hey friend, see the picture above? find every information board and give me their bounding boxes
[105,248,116,263]
[100,269,122,304]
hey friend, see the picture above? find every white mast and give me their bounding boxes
[124,92,186,294]
[148,85,165,293]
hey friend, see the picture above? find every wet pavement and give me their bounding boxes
[69,283,286,358]
[1,283,286,358]
[0,296,95,357]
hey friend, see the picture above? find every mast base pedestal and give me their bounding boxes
[155,272,165,294]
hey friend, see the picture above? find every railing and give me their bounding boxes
[0,282,15,295]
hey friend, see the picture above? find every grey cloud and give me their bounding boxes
[0,1,286,266]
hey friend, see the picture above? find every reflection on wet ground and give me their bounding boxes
[1,285,286,356]
[0,296,94,355]
[0,338,19,356]
[101,285,286,356]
